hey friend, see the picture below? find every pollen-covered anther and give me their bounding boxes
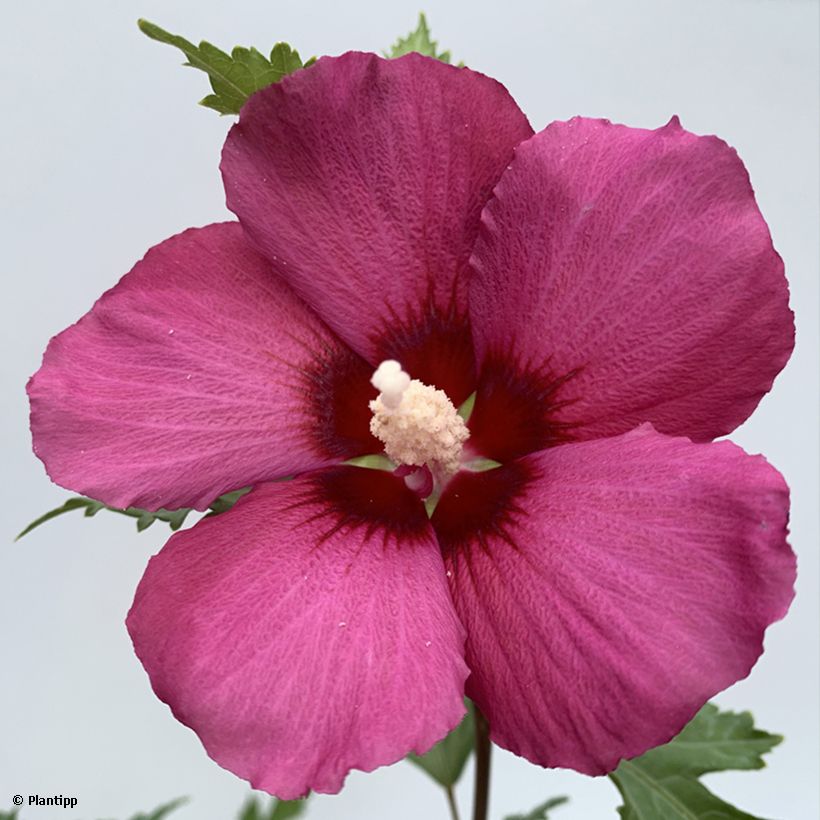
[369,361,469,477]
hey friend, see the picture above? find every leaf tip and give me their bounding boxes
[137,18,157,37]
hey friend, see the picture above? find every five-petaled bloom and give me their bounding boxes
[28,52,796,798]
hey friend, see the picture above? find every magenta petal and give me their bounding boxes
[434,425,795,774]
[127,469,468,798]
[28,223,375,511]
[221,52,532,384]
[469,117,794,444]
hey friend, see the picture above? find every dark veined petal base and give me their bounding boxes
[466,352,580,462]
[372,299,476,409]
[432,461,532,554]
[308,466,432,541]
[309,346,377,459]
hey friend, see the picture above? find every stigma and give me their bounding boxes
[369,360,469,481]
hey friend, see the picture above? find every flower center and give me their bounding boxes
[369,360,469,480]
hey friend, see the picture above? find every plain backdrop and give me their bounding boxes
[1,1,818,818]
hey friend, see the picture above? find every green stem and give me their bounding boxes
[445,784,460,820]
[472,707,492,820]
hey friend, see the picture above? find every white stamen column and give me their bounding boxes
[369,360,469,496]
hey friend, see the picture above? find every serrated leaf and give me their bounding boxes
[504,796,569,820]
[238,796,307,820]
[610,704,782,820]
[407,699,474,787]
[15,497,104,538]
[637,703,781,779]
[386,13,453,63]
[206,487,253,515]
[125,797,188,820]
[612,770,764,820]
[138,19,310,114]
[16,488,251,540]
[269,43,306,78]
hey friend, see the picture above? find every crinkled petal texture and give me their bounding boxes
[433,425,794,774]
[469,117,794,454]
[28,223,376,511]
[127,469,468,798]
[221,52,532,403]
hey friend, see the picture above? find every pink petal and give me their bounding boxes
[221,52,532,404]
[28,223,375,510]
[433,425,795,774]
[127,468,468,797]
[468,117,794,456]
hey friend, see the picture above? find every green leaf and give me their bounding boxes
[504,796,569,820]
[633,703,782,779]
[268,799,307,820]
[238,796,308,820]
[0,810,19,820]
[407,699,474,787]
[125,797,188,820]
[386,13,453,63]
[138,19,310,114]
[206,487,253,515]
[16,497,106,539]
[16,488,251,540]
[610,703,782,820]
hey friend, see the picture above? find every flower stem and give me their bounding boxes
[472,706,491,820]
[445,784,460,820]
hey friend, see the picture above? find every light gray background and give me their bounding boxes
[1,1,817,818]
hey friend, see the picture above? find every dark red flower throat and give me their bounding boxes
[306,311,577,552]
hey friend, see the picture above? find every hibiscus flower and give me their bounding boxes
[27,52,796,798]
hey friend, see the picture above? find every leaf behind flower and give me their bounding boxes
[238,796,308,820]
[16,488,251,540]
[125,797,188,820]
[138,19,311,114]
[386,13,455,63]
[407,699,475,787]
[610,703,781,819]
[504,795,569,820]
